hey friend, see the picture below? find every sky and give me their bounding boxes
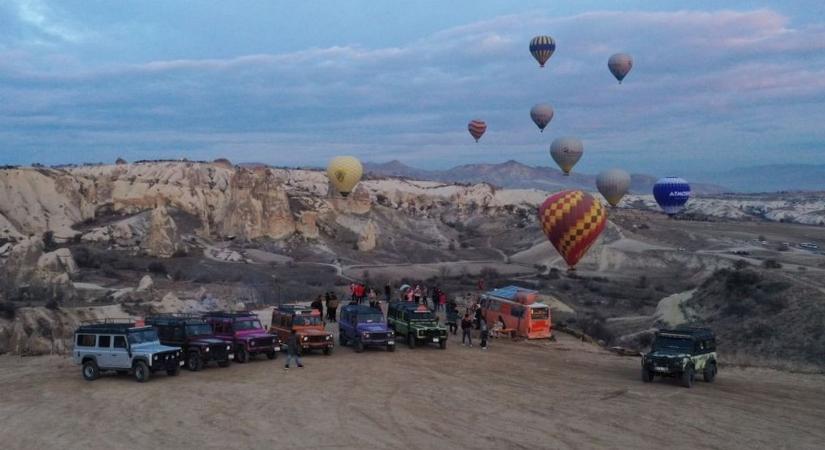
[1,0,824,178]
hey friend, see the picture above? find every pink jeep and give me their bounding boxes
[203,312,280,363]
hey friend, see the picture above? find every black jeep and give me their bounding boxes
[641,327,718,388]
[146,314,233,371]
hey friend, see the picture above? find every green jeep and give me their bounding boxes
[641,327,718,388]
[386,302,448,349]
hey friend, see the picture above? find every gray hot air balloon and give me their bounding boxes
[549,137,583,176]
[596,169,631,207]
[608,53,633,84]
[530,104,554,132]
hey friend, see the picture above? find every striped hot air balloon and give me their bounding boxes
[538,190,607,269]
[529,35,556,68]
[468,119,487,142]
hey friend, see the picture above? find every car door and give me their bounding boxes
[110,335,131,369]
[96,335,113,369]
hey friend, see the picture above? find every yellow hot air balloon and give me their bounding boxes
[327,156,363,197]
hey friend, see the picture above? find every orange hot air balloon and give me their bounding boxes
[538,190,607,269]
[467,119,487,142]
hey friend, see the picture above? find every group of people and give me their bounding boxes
[400,283,448,310]
[349,283,386,309]
[310,292,341,323]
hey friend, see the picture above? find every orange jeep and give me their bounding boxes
[269,305,334,355]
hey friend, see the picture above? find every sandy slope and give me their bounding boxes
[0,333,823,449]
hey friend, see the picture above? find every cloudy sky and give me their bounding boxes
[1,0,824,177]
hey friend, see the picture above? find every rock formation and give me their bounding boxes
[357,220,378,252]
[142,205,183,258]
[219,169,295,239]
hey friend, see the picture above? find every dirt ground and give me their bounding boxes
[1,333,824,450]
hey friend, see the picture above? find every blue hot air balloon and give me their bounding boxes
[653,177,691,215]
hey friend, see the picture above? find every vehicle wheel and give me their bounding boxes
[266,351,277,360]
[236,346,248,364]
[323,346,332,356]
[186,351,203,371]
[82,360,99,381]
[387,344,395,352]
[407,334,416,349]
[642,368,654,383]
[355,340,365,353]
[439,340,447,350]
[218,359,230,368]
[134,361,150,383]
[167,366,180,376]
[681,366,694,388]
[703,362,717,383]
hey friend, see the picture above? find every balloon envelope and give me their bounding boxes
[608,53,633,83]
[653,177,691,215]
[596,169,631,206]
[529,35,556,68]
[549,137,583,175]
[468,119,487,142]
[530,104,554,132]
[538,190,607,268]
[327,156,363,197]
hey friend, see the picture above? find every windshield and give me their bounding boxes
[128,329,159,344]
[409,311,435,321]
[531,308,549,320]
[186,324,213,336]
[653,336,693,353]
[357,313,384,324]
[233,319,263,331]
[293,316,322,326]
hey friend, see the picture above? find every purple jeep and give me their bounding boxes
[203,312,280,363]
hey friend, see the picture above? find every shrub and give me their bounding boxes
[733,259,751,270]
[147,262,168,275]
[45,299,60,310]
[42,231,58,252]
[0,302,17,320]
[762,259,782,269]
[72,246,101,269]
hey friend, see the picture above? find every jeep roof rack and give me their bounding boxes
[657,327,714,339]
[275,304,315,312]
[342,304,383,314]
[201,311,258,319]
[76,318,147,334]
[146,313,208,324]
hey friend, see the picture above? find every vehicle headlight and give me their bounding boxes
[388,331,394,337]
[302,336,309,342]
[363,333,370,338]
[326,335,331,340]
[205,347,210,352]
[226,345,231,351]
[153,355,158,361]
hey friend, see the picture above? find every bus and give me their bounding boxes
[479,286,551,339]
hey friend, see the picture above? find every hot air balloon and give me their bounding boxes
[530,104,554,132]
[549,137,583,176]
[538,190,607,269]
[468,119,487,142]
[596,169,631,207]
[529,35,556,68]
[653,177,691,215]
[608,53,633,84]
[327,156,363,197]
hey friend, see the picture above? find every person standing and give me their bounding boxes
[405,287,414,302]
[311,295,323,322]
[284,329,303,370]
[446,303,459,335]
[368,288,378,309]
[384,282,392,302]
[438,291,447,312]
[461,313,473,347]
[413,285,422,304]
[328,293,339,322]
[350,283,357,303]
[479,317,489,350]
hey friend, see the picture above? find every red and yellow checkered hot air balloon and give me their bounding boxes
[538,190,607,269]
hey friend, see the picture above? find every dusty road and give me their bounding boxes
[1,333,823,450]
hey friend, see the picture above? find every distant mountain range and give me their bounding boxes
[704,164,825,193]
[363,160,729,194]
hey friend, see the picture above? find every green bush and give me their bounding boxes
[0,302,17,320]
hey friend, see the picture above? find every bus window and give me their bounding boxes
[511,305,524,318]
[531,308,549,320]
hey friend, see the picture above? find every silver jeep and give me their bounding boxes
[72,320,182,382]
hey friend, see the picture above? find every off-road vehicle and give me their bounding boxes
[339,304,395,352]
[73,319,182,382]
[269,305,334,355]
[146,314,232,371]
[641,327,718,388]
[387,302,448,349]
[202,312,281,363]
